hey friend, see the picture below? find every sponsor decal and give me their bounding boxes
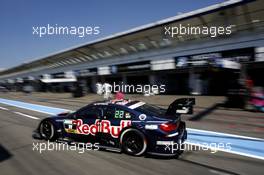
[125,112,131,119]
[145,124,158,130]
[139,114,147,120]
[64,119,131,138]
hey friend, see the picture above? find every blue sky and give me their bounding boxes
[0,0,225,69]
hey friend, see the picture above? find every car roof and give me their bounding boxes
[92,99,146,109]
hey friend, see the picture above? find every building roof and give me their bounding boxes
[0,0,261,79]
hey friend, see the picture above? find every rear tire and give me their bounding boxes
[120,129,147,156]
[174,144,184,159]
[39,120,57,141]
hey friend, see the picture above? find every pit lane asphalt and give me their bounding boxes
[0,96,263,175]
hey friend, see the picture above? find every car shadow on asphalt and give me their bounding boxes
[178,158,240,175]
[0,144,13,162]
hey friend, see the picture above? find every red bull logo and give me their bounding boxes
[65,119,131,138]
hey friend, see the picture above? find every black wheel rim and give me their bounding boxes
[40,121,53,139]
[124,134,143,154]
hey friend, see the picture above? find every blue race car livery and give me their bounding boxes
[34,98,195,157]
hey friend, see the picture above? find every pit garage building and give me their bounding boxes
[0,0,263,95]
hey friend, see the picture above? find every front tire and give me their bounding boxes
[120,129,147,156]
[39,120,57,141]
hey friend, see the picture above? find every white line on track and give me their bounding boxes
[13,111,40,120]
[187,128,264,141]
[209,169,232,175]
[184,141,264,161]
[0,106,9,110]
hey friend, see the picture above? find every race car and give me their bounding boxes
[33,98,195,157]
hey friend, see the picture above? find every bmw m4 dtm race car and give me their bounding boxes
[34,98,195,157]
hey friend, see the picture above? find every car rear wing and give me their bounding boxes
[166,98,195,115]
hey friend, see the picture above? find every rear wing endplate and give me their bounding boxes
[166,98,195,115]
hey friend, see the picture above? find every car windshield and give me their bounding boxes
[134,104,167,118]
